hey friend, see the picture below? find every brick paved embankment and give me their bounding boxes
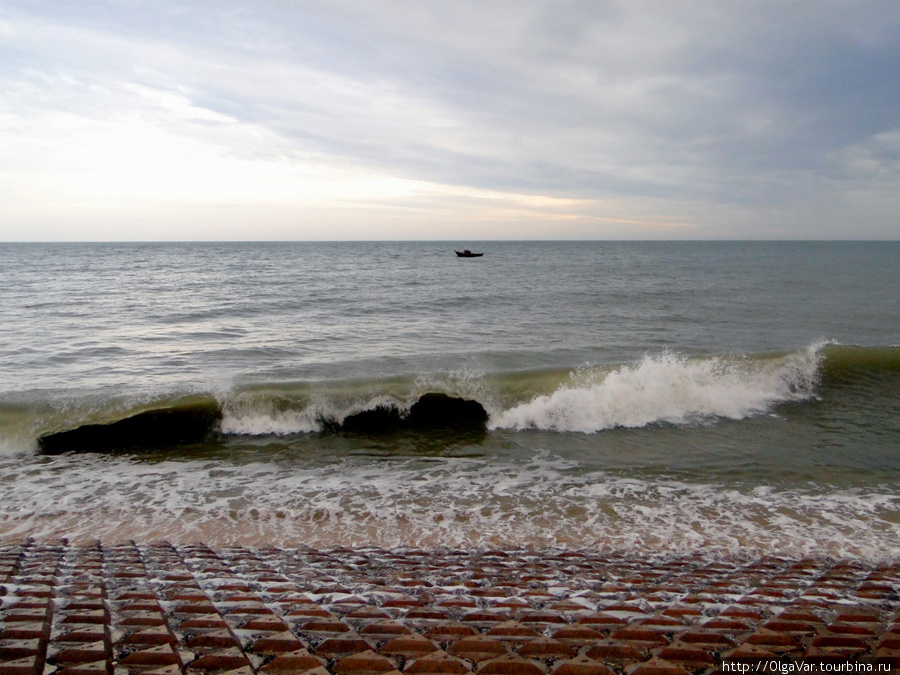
[1,542,899,674]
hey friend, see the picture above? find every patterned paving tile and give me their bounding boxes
[0,543,898,674]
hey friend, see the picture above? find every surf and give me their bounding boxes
[4,341,896,454]
[490,343,825,433]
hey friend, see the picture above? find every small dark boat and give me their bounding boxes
[455,249,484,257]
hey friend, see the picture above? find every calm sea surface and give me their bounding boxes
[0,241,898,558]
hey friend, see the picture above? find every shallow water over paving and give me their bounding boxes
[1,542,899,674]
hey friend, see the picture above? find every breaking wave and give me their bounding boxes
[491,344,823,432]
[3,341,898,453]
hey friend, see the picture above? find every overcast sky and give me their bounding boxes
[2,1,899,240]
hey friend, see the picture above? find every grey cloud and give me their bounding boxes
[3,0,899,235]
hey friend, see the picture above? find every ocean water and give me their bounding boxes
[0,241,898,559]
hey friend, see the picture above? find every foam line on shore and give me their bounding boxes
[2,452,897,559]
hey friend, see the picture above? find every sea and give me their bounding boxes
[0,241,897,560]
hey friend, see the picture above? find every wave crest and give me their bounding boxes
[490,345,823,433]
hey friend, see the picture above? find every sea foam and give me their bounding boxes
[491,345,823,433]
[215,346,826,437]
[0,450,895,560]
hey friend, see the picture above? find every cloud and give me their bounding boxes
[1,0,899,239]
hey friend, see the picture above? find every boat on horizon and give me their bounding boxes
[455,249,484,257]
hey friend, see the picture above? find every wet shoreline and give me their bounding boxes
[1,542,899,673]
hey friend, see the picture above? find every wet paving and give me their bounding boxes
[1,542,899,674]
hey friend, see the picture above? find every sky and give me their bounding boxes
[1,1,899,241]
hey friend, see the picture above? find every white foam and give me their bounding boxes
[491,346,822,433]
[217,347,825,437]
[220,388,420,435]
[219,394,337,435]
[1,449,896,561]
[220,409,321,435]
[219,368,495,437]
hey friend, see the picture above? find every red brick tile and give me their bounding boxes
[517,638,578,660]
[809,636,869,651]
[485,622,541,640]
[316,638,378,659]
[699,619,749,632]
[213,585,252,593]
[446,637,509,663]
[347,608,392,621]
[298,619,353,633]
[550,656,615,675]
[175,604,218,615]
[179,615,228,629]
[65,601,104,612]
[625,657,692,675]
[424,623,479,641]
[834,610,883,624]
[653,643,716,667]
[185,630,240,650]
[610,628,669,646]
[0,623,48,641]
[602,603,645,615]
[240,617,289,632]
[659,608,701,620]
[61,611,108,627]
[186,648,249,671]
[720,608,764,621]
[585,640,648,662]
[333,649,397,674]
[18,590,54,600]
[745,629,802,651]
[360,622,412,637]
[54,658,112,675]
[0,638,43,661]
[3,609,51,623]
[226,606,275,617]
[119,644,181,666]
[120,627,176,646]
[721,643,781,661]
[0,655,44,675]
[260,648,325,673]
[872,646,900,665]
[776,610,823,624]
[382,599,423,609]
[760,621,815,634]
[251,631,305,654]
[475,656,546,675]
[404,650,472,673]
[825,622,876,636]
[380,635,440,658]
[120,613,167,627]
[575,614,627,628]
[286,606,333,618]
[404,608,450,621]
[436,599,477,609]
[551,625,604,642]
[548,602,591,613]
[49,640,109,664]
[677,631,736,649]
[113,591,158,609]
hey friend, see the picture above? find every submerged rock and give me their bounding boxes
[324,393,489,436]
[339,405,405,434]
[407,393,488,431]
[38,401,222,454]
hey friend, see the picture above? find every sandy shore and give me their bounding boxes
[1,542,899,674]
